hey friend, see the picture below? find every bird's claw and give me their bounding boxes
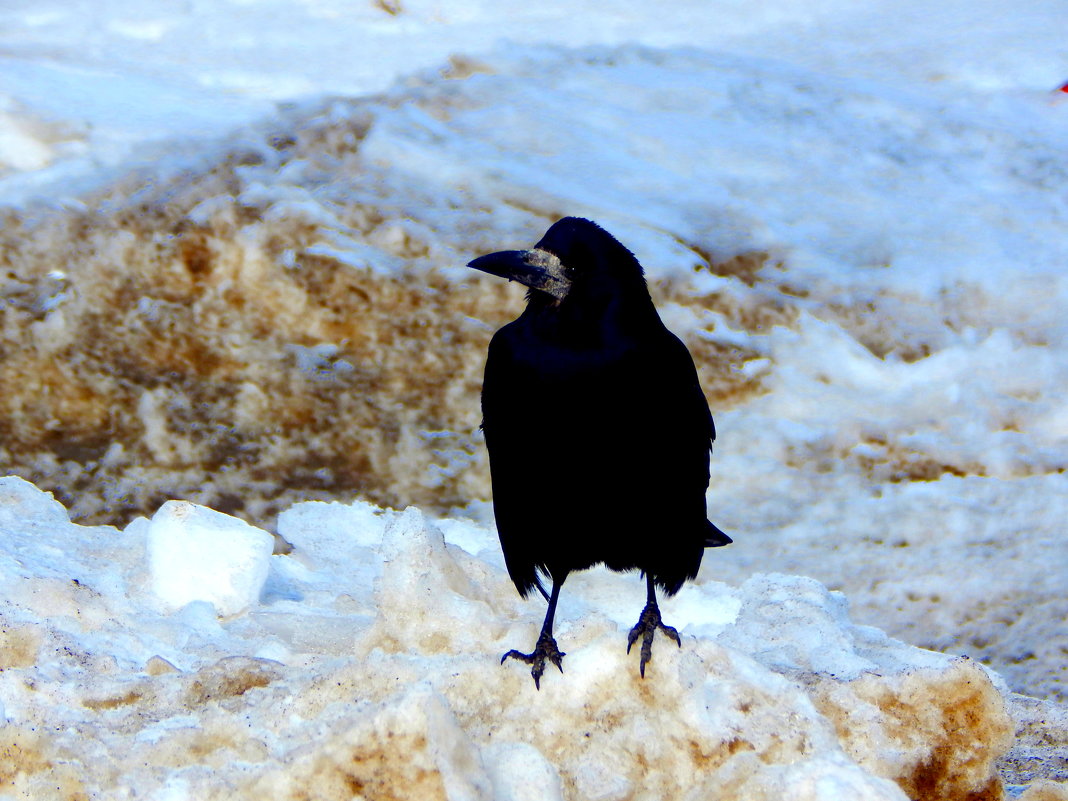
[627,603,681,678]
[501,631,565,689]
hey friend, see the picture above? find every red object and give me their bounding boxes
[1060,81,1068,94]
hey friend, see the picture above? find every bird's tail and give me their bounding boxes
[704,520,732,547]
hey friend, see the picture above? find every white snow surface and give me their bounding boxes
[0,476,1008,799]
[1,0,1065,205]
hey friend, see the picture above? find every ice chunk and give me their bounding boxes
[483,742,564,801]
[147,500,273,617]
[0,475,71,530]
[361,506,506,655]
[249,686,491,801]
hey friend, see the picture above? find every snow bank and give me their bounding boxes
[0,476,1021,799]
[2,43,1064,707]
[1,0,1063,205]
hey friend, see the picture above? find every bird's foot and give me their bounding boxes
[626,602,681,678]
[501,631,565,690]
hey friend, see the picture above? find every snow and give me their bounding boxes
[1,0,1067,797]
[0,476,1014,799]
[147,500,274,616]
[2,0,1065,206]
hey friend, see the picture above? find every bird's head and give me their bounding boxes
[467,217,646,307]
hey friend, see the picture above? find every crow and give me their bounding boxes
[470,217,731,688]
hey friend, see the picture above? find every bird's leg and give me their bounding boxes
[627,574,681,678]
[501,579,565,689]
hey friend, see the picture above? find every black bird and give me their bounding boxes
[470,217,731,688]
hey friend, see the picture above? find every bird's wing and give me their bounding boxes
[620,327,720,589]
[640,328,714,485]
[481,324,550,597]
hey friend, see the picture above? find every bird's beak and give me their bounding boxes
[467,248,571,300]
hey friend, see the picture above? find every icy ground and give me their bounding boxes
[0,475,1030,800]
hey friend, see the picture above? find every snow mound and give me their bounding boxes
[0,476,1021,799]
